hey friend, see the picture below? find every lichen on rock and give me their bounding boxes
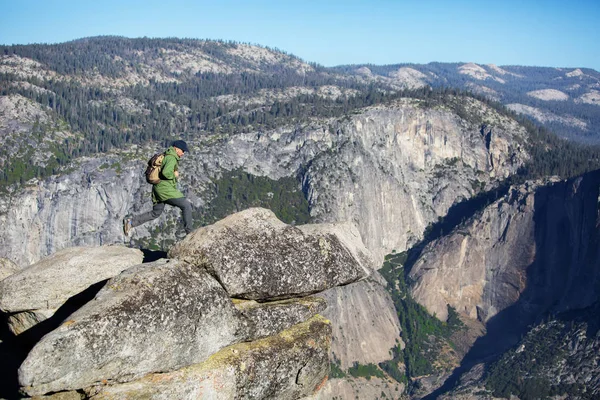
[169,208,371,300]
[86,315,332,400]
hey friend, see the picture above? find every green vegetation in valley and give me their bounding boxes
[329,361,347,379]
[347,362,386,380]
[378,350,408,384]
[379,252,465,381]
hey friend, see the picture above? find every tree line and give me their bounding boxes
[1,37,600,189]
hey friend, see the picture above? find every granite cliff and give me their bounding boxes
[0,96,528,267]
[410,171,600,328]
[407,170,600,398]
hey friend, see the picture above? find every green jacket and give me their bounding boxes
[152,147,184,203]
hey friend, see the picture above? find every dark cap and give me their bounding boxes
[172,140,189,153]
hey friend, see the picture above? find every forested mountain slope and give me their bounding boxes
[2,37,599,190]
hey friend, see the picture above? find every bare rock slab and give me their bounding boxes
[0,245,143,334]
[317,276,403,369]
[235,296,327,339]
[19,259,246,396]
[168,208,371,300]
[87,315,332,400]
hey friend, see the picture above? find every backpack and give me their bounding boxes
[145,153,165,184]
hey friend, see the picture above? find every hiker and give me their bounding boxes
[123,140,193,237]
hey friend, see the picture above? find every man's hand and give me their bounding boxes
[174,171,180,178]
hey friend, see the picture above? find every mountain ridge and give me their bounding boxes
[2,36,600,192]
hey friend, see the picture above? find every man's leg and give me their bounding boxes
[131,203,165,228]
[165,197,193,234]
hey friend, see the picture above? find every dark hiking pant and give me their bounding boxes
[131,197,193,234]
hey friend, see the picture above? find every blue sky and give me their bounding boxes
[1,0,599,70]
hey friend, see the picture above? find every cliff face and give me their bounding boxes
[409,171,600,325]
[0,97,528,268]
[317,276,403,370]
[405,170,600,399]
[0,158,148,266]
[303,100,527,263]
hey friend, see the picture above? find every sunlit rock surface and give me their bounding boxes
[19,259,246,396]
[0,245,143,335]
[169,208,371,300]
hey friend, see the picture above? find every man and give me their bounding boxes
[123,140,193,237]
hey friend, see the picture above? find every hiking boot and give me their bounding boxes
[123,218,133,236]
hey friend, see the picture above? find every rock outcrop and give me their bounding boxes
[0,245,143,335]
[235,297,326,340]
[19,259,246,396]
[169,208,371,300]
[14,208,372,398]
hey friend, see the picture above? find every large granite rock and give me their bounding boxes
[169,208,371,300]
[0,245,143,335]
[409,171,600,324]
[0,257,19,281]
[86,315,331,400]
[19,259,246,396]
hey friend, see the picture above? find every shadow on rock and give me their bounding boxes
[0,279,108,399]
[423,171,600,399]
[421,303,535,399]
[404,180,512,276]
[0,313,26,399]
[140,249,168,263]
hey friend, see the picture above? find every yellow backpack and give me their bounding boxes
[144,153,165,184]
